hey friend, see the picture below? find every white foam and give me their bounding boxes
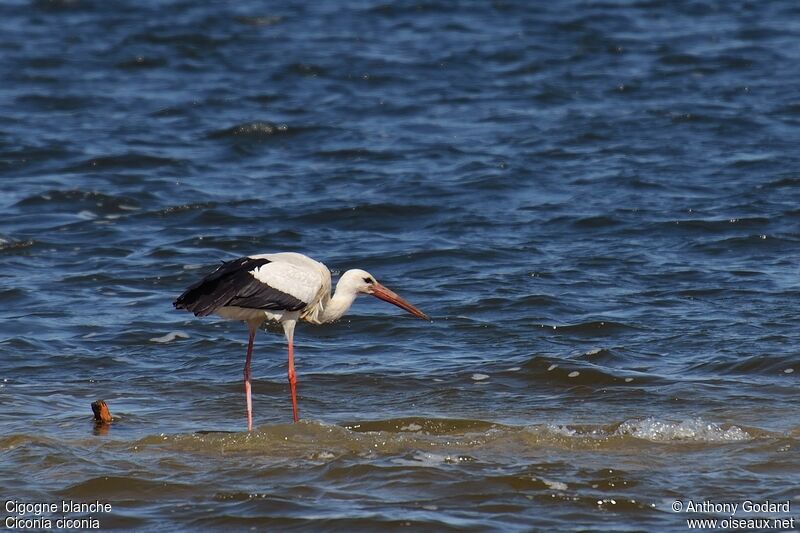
[149,331,190,343]
[616,418,750,442]
[471,373,490,381]
[309,451,335,461]
[537,418,751,443]
[567,371,580,378]
[392,452,452,467]
[542,478,568,491]
[543,424,579,437]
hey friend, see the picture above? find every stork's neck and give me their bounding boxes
[319,282,359,323]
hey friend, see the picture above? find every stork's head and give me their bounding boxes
[339,269,429,320]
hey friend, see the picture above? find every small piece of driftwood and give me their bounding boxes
[91,399,112,424]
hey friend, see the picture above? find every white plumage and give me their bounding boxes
[249,252,331,324]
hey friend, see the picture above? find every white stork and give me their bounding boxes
[174,252,428,431]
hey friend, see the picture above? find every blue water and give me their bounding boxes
[1,1,798,530]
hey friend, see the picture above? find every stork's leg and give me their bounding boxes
[243,324,257,432]
[283,320,299,423]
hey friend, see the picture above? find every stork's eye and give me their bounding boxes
[363,276,374,284]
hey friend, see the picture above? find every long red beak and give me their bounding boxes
[371,283,429,320]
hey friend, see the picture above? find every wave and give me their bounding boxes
[0,237,36,253]
[511,354,656,388]
[689,234,793,253]
[14,189,145,215]
[62,476,197,499]
[536,320,636,335]
[122,416,781,461]
[313,148,400,161]
[290,203,440,225]
[207,121,291,139]
[15,93,93,111]
[665,216,771,232]
[688,354,797,376]
[68,153,184,172]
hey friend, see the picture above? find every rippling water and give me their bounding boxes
[1,0,798,530]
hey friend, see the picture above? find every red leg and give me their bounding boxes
[288,333,299,423]
[243,327,256,432]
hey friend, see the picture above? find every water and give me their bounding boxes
[1,0,798,530]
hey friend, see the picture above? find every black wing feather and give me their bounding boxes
[174,257,306,317]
